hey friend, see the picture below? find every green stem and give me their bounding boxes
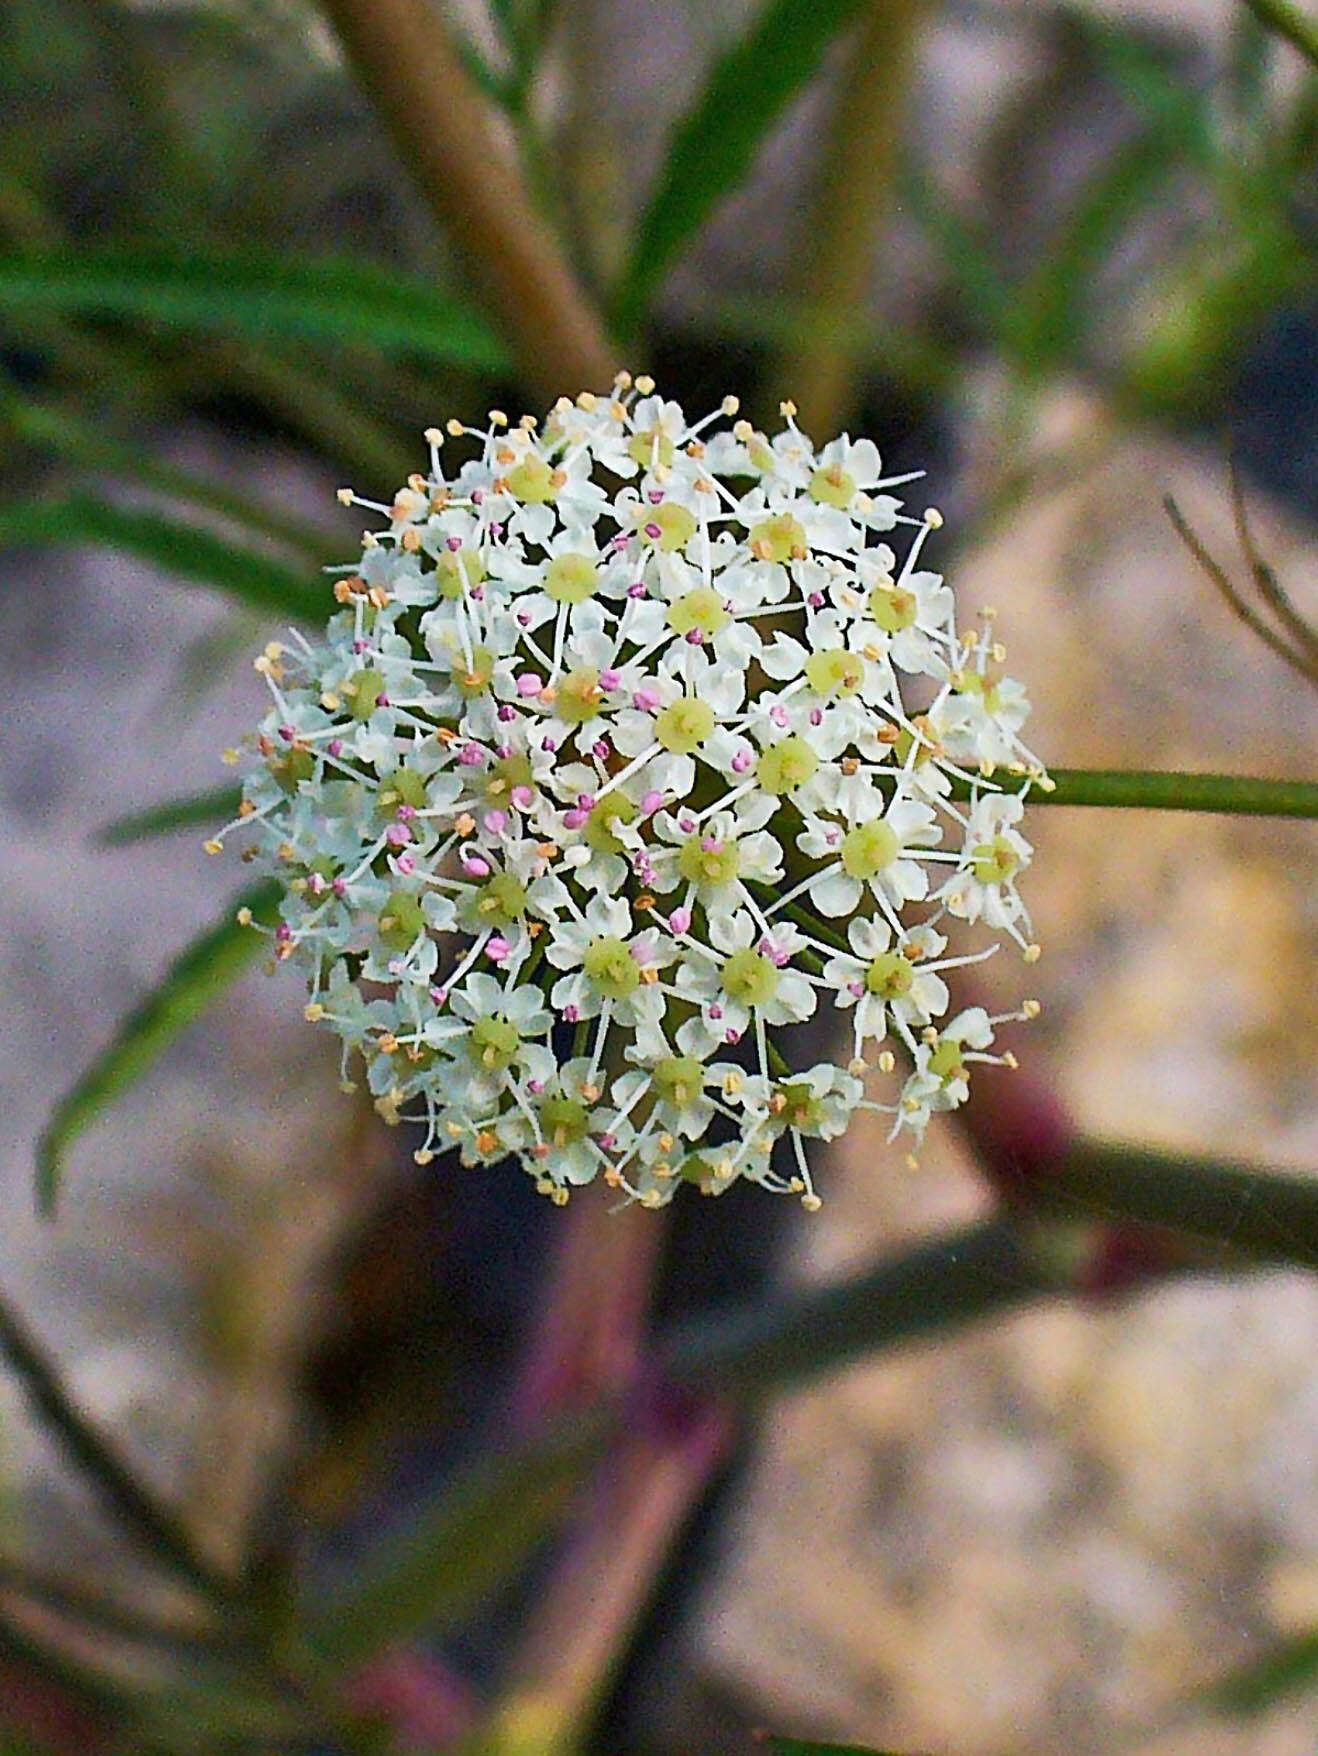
[1039,1141,1318,1269]
[0,1291,236,1602]
[1240,0,1318,67]
[959,767,1318,818]
[662,1218,1056,1399]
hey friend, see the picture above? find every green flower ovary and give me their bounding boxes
[436,549,485,600]
[971,836,1020,884]
[540,1094,590,1146]
[928,1038,966,1084]
[756,735,818,795]
[809,462,857,509]
[582,935,641,999]
[585,793,637,855]
[865,950,914,999]
[641,502,696,552]
[450,645,496,698]
[655,696,715,753]
[804,647,865,698]
[677,833,741,888]
[544,553,599,605]
[628,427,675,471]
[379,890,426,950]
[653,1056,705,1108]
[346,667,385,721]
[556,666,603,724]
[722,947,780,1008]
[378,766,429,814]
[464,872,529,930]
[666,586,729,639]
[869,582,917,632]
[484,751,534,807]
[749,513,807,564]
[775,1081,822,1133]
[506,452,558,503]
[268,747,315,793]
[467,1014,521,1072]
[840,819,899,880]
[955,668,1003,714]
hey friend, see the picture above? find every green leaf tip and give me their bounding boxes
[36,881,281,1217]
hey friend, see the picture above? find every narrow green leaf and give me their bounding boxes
[0,497,320,619]
[0,247,509,373]
[1078,17,1220,168]
[1202,1627,1318,1714]
[952,768,1318,818]
[613,0,866,335]
[97,785,243,848]
[898,163,1010,333]
[36,881,281,1216]
[309,1413,608,1666]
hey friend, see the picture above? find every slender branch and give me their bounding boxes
[956,767,1318,817]
[1229,460,1318,659]
[771,0,927,435]
[317,0,617,400]
[1038,1141,1318,1270]
[1165,492,1318,684]
[0,1289,235,1602]
[1240,0,1318,68]
[661,1219,1056,1400]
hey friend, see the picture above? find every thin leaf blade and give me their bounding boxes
[36,882,281,1215]
[613,0,866,335]
[0,247,509,373]
[97,785,243,848]
[0,497,321,618]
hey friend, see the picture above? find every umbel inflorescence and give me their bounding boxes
[215,377,1048,1210]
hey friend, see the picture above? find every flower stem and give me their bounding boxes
[317,0,617,400]
[1240,0,1318,68]
[956,767,1318,818]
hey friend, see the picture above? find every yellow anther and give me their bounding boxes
[634,375,655,394]
[423,427,443,445]
[336,487,353,504]
[1024,943,1042,963]
[446,418,464,436]
[304,1002,325,1022]
[801,1192,822,1212]
[878,1051,895,1073]
[1022,999,1042,1019]
[203,838,223,855]
[923,506,944,529]
[488,409,508,427]
[779,399,797,418]
[235,907,253,927]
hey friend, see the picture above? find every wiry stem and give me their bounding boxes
[317,0,617,400]
[770,0,927,435]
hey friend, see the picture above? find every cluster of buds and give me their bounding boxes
[216,378,1047,1209]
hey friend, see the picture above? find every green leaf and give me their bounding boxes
[613,0,867,335]
[97,785,242,848]
[898,163,1010,334]
[1202,1627,1318,1715]
[0,247,509,373]
[1078,16,1220,169]
[308,1413,608,1667]
[0,497,320,618]
[36,881,281,1216]
[952,768,1318,819]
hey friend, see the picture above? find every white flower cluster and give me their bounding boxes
[216,377,1047,1210]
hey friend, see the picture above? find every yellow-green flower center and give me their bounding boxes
[804,647,865,698]
[776,1081,822,1132]
[809,462,857,508]
[722,947,780,1007]
[506,452,557,503]
[582,936,640,999]
[346,667,385,721]
[666,585,729,638]
[756,735,818,795]
[928,1038,966,1084]
[971,836,1019,884]
[484,752,534,805]
[465,872,528,930]
[640,502,696,552]
[584,793,638,855]
[677,834,740,888]
[653,1056,704,1107]
[556,666,603,724]
[541,1094,590,1146]
[869,583,917,632]
[749,513,807,564]
[955,669,1003,714]
[436,549,485,600]
[544,553,598,605]
[840,819,900,879]
[467,1015,520,1072]
[628,428,675,470]
[379,766,429,815]
[269,747,315,793]
[451,645,495,698]
[865,951,914,999]
[655,696,716,753]
[379,890,426,950]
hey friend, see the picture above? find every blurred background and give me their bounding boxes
[0,0,1316,1751]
